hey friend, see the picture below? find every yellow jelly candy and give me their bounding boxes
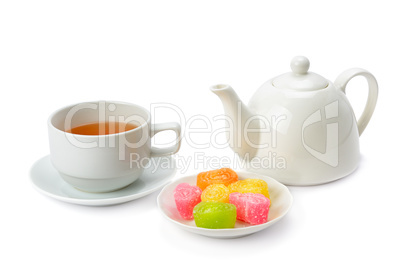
[201,184,230,203]
[228,178,270,199]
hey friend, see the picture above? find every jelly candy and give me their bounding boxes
[201,184,230,203]
[174,183,202,220]
[193,201,237,229]
[229,192,270,225]
[197,168,238,190]
[228,178,270,199]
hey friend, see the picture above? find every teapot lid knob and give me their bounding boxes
[272,56,328,91]
[290,56,310,74]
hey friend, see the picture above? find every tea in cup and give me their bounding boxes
[48,101,181,193]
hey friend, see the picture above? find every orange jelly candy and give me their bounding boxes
[197,168,238,190]
[201,184,230,203]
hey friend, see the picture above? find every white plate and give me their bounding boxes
[30,155,176,206]
[157,171,293,238]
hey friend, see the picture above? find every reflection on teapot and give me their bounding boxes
[211,56,378,185]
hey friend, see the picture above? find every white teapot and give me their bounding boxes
[211,56,378,185]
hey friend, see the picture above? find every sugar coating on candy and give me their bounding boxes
[197,168,238,190]
[228,178,270,199]
[229,192,270,225]
[201,184,230,203]
[193,201,237,229]
[174,183,202,220]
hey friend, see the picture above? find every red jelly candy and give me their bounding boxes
[229,192,270,225]
[174,183,202,220]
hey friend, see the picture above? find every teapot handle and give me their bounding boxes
[334,68,378,136]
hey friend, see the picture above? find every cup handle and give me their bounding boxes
[334,68,378,136]
[150,122,181,157]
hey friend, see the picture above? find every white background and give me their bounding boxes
[1,1,401,267]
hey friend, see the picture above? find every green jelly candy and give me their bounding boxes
[193,201,237,229]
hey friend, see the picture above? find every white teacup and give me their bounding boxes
[48,101,181,193]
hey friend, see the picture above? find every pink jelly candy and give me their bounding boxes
[229,192,270,225]
[174,183,202,220]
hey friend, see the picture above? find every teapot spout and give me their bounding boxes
[210,84,259,159]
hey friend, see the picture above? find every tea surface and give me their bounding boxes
[66,122,138,135]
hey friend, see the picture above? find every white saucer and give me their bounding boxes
[157,171,293,238]
[30,155,176,206]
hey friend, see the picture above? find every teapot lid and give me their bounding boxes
[272,56,328,91]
